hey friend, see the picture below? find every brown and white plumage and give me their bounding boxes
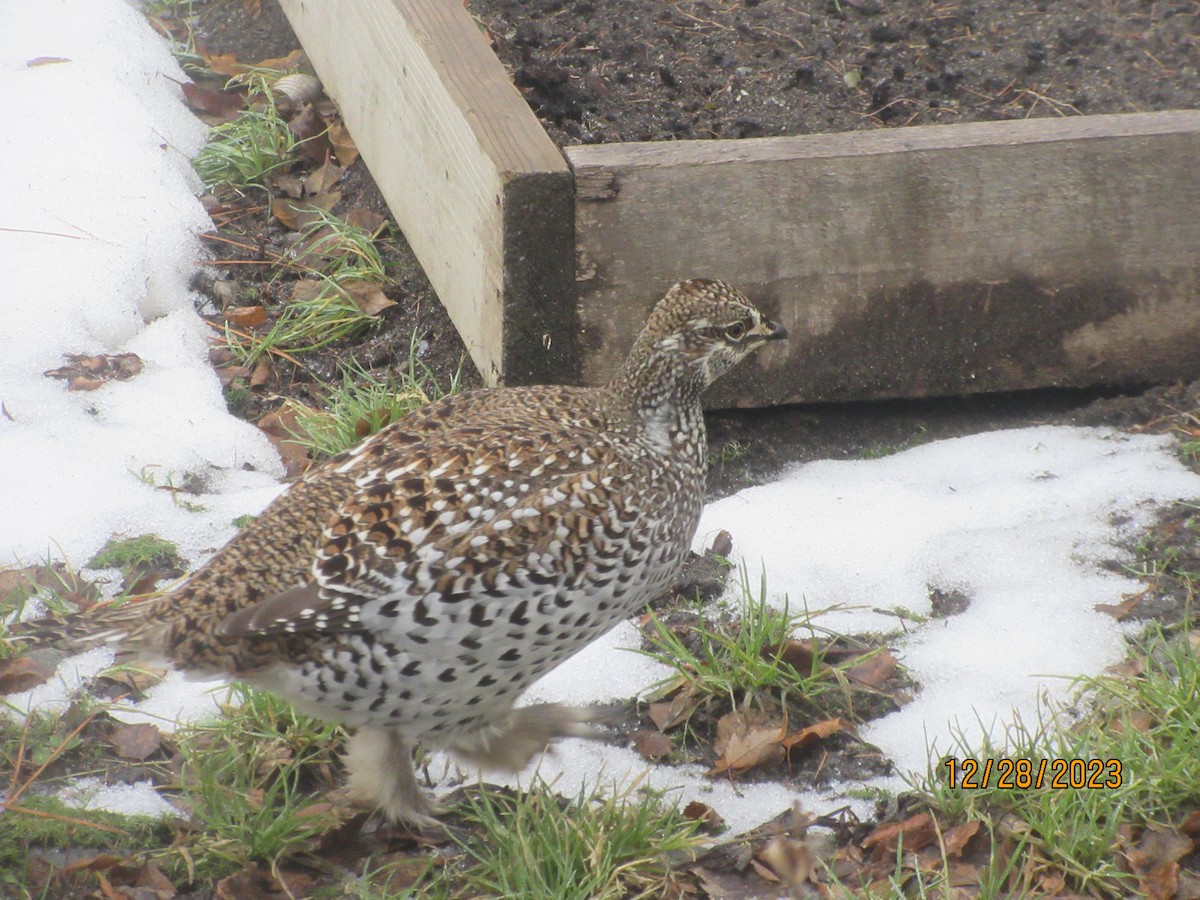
[37,278,786,828]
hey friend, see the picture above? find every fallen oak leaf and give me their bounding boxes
[861,812,936,857]
[67,374,107,391]
[708,711,787,776]
[648,686,703,731]
[249,357,271,389]
[682,800,724,832]
[765,638,817,674]
[45,352,144,389]
[781,717,846,753]
[346,208,386,233]
[273,173,306,199]
[271,192,340,231]
[708,529,733,557]
[289,104,331,164]
[845,649,899,689]
[258,407,312,477]
[940,818,981,857]
[108,723,163,761]
[223,305,266,328]
[304,160,343,195]
[342,281,396,317]
[630,729,673,760]
[0,656,56,694]
[1096,591,1147,621]
[181,81,246,119]
[327,121,359,166]
[201,48,304,78]
[98,666,167,694]
[214,364,252,388]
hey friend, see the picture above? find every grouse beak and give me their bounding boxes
[762,318,788,341]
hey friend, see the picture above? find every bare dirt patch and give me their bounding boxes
[468,0,1200,145]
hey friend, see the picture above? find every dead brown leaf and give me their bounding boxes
[1143,862,1180,900]
[862,812,937,857]
[1127,824,1195,876]
[223,305,266,328]
[214,863,283,899]
[346,208,386,233]
[846,649,899,688]
[648,687,703,731]
[214,364,252,388]
[682,799,724,832]
[109,723,163,761]
[273,173,306,199]
[249,357,271,389]
[940,818,981,857]
[630,729,673,759]
[270,192,340,231]
[1110,708,1156,735]
[748,858,780,883]
[1096,591,1146,621]
[1106,656,1146,678]
[781,717,846,753]
[243,0,262,17]
[0,656,56,694]
[289,104,331,164]
[64,853,125,874]
[327,121,359,166]
[99,666,167,694]
[201,49,304,78]
[45,353,144,390]
[181,82,246,120]
[342,281,396,316]
[708,529,733,557]
[1179,810,1200,836]
[353,409,392,437]
[305,161,344,195]
[0,562,100,611]
[709,709,787,776]
[765,638,818,674]
[258,407,311,477]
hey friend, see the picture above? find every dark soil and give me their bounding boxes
[469,0,1200,145]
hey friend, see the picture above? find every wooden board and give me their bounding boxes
[277,0,576,386]
[569,110,1200,406]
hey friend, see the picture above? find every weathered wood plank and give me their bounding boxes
[277,0,575,386]
[569,111,1200,406]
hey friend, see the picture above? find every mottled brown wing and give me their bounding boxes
[219,412,631,638]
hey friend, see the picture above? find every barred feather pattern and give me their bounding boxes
[26,278,786,826]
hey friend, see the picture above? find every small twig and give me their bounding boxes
[7,710,100,807]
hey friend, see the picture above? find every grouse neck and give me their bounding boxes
[609,348,708,460]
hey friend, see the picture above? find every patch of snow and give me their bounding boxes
[0,0,285,573]
[108,671,229,732]
[4,648,116,719]
[694,426,1200,785]
[520,620,675,706]
[0,0,278,816]
[57,776,182,820]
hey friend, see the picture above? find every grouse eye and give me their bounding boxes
[724,321,748,341]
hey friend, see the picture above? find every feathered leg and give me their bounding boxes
[344,727,441,831]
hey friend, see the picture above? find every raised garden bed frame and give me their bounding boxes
[278,0,1200,407]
